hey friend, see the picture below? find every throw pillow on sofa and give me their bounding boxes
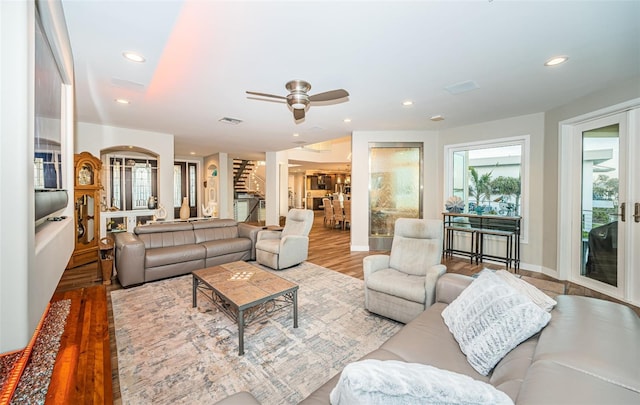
[495,270,557,312]
[329,359,513,405]
[441,270,551,376]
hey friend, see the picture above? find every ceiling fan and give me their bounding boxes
[246,80,349,121]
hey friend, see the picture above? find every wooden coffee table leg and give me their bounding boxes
[192,276,198,308]
[238,308,244,356]
[293,290,298,328]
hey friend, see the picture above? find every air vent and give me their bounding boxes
[218,117,243,125]
[444,80,479,95]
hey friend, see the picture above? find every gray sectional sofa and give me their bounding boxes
[114,219,262,287]
[217,272,640,404]
[301,273,640,404]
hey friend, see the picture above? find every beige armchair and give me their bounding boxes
[255,208,314,270]
[364,218,446,323]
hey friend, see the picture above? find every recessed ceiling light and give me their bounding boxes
[123,51,145,63]
[293,133,300,137]
[190,152,196,155]
[544,56,569,66]
[402,100,414,106]
[430,115,445,122]
[343,118,352,123]
[115,98,130,104]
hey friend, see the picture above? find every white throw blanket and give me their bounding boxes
[329,359,513,405]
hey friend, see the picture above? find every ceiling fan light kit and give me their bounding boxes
[247,80,349,122]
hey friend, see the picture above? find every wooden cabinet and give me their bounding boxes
[67,152,102,269]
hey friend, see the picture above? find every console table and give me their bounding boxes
[442,212,521,271]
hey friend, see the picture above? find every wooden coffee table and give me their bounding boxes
[192,261,298,355]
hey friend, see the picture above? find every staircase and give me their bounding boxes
[233,159,264,197]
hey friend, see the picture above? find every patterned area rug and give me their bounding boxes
[111,262,402,404]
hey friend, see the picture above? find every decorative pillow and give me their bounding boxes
[495,270,557,312]
[441,270,551,376]
[329,359,513,405]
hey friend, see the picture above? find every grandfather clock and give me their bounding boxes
[67,152,102,269]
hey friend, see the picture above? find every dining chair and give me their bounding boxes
[322,198,335,228]
[342,199,351,230]
[332,199,344,229]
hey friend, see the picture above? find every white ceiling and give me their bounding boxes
[61,0,640,163]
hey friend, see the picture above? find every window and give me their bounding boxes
[445,136,529,238]
[33,12,63,190]
[106,156,157,210]
[173,161,198,218]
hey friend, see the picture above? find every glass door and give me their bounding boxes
[573,112,631,298]
[580,123,622,287]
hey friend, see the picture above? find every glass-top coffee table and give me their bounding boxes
[192,261,299,355]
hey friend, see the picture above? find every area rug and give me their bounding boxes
[111,262,402,404]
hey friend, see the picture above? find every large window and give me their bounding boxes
[33,12,63,190]
[445,136,529,236]
[106,156,158,210]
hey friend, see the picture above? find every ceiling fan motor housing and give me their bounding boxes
[286,80,311,110]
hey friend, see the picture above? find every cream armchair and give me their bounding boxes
[255,208,314,270]
[364,218,446,323]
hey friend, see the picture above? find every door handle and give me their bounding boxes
[634,202,640,223]
[620,202,626,222]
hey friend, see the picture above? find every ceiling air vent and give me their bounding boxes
[218,117,243,125]
[444,80,479,95]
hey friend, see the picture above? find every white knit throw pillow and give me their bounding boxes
[495,270,557,312]
[330,359,513,405]
[441,270,551,375]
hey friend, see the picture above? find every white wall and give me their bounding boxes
[75,122,175,220]
[439,113,545,271]
[202,152,234,219]
[351,130,440,251]
[1,1,75,353]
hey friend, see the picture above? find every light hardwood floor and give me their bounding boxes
[49,210,639,403]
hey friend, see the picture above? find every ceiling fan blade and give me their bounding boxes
[309,89,349,102]
[246,91,286,100]
[293,108,305,120]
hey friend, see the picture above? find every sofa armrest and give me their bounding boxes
[363,254,390,279]
[424,264,447,307]
[256,230,283,241]
[435,273,473,304]
[238,222,262,260]
[114,232,146,287]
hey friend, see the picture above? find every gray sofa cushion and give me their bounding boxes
[136,227,196,249]
[199,238,252,257]
[193,219,240,243]
[381,302,489,381]
[144,244,206,268]
[531,295,640,394]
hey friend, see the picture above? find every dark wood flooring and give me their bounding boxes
[48,210,639,403]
